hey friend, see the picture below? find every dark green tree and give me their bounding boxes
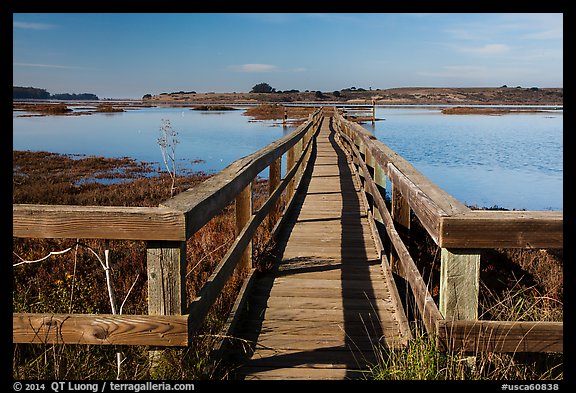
[250,83,275,93]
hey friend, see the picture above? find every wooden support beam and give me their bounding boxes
[13,313,188,346]
[295,139,303,188]
[146,241,187,316]
[436,320,563,353]
[373,163,387,226]
[13,205,186,241]
[269,158,282,227]
[390,181,410,278]
[161,109,322,240]
[236,183,253,272]
[439,248,480,320]
[187,129,318,336]
[286,144,296,201]
[336,126,441,334]
[387,164,445,245]
[439,211,563,249]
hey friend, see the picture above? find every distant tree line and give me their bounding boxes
[51,93,99,100]
[248,83,377,95]
[13,86,99,100]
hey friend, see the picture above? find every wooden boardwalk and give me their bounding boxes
[232,117,410,380]
[13,108,563,367]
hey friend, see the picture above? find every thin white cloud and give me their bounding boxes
[232,63,278,72]
[419,65,490,79]
[444,13,562,42]
[522,28,563,40]
[501,13,563,40]
[14,62,95,71]
[13,21,56,30]
[418,64,540,82]
[460,43,511,55]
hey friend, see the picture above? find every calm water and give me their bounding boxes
[367,107,563,211]
[13,107,295,176]
[13,105,563,211]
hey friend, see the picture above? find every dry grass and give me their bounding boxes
[441,106,551,115]
[13,103,73,115]
[243,104,317,124]
[191,105,238,111]
[367,208,563,381]
[12,151,277,379]
[95,104,124,112]
[12,150,563,380]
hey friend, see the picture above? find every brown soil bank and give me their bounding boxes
[441,106,561,115]
[146,87,563,106]
[13,103,125,116]
[243,104,318,124]
[13,103,73,115]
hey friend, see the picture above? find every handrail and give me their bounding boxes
[333,108,563,353]
[13,204,186,241]
[333,109,563,249]
[13,108,324,243]
[334,118,442,333]
[13,108,324,347]
[161,108,323,239]
[186,113,322,334]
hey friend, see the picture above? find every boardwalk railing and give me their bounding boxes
[332,108,563,353]
[13,108,323,347]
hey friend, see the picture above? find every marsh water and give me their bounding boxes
[13,105,563,211]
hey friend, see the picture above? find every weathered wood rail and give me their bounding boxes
[230,110,411,379]
[332,108,563,353]
[13,108,324,347]
[13,105,562,363]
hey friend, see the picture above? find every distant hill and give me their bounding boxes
[50,93,99,100]
[13,86,50,100]
[13,86,99,101]
[145,87,563,106]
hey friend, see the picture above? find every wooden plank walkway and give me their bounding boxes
[232,116,410,380]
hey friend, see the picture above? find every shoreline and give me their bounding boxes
[13,86,563,108]
[13,101,563,119]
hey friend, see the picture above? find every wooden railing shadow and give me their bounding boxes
[328,123,386,377]
[13,109,324,352]
[228,118,393,379]
[224,129,319,370]
[332,108,563,354]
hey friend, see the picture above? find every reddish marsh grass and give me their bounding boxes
[12,151,277,379]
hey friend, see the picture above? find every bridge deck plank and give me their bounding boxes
[233,116,409,380]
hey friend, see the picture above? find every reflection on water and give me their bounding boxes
[13,107,296,176]
[13,106,562,211]
[370,107,562,211]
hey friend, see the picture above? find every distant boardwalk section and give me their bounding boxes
[231,116,410,380]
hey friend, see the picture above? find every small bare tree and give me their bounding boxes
[157,119,180,197]
[13,240,139,379]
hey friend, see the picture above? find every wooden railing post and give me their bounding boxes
[236,183,253,272]
[269,158,281,227]
[147,241,187,316]
[286,144,296,201]
[390,182,410,278]
[439,248,480,320]
[373,163,388,248]
[146,240,187,369]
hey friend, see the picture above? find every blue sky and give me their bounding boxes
[13,13,563,99]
